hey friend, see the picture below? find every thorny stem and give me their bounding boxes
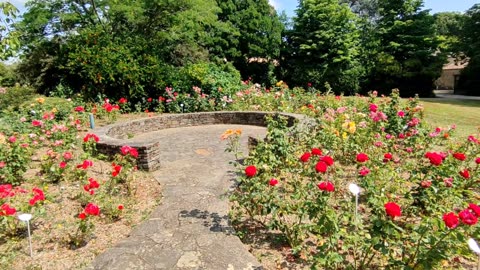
[412,229,453,269]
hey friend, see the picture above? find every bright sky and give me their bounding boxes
[7,0,480,15]
[269,0,479,16]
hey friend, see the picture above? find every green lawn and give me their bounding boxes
[420,98,480,138]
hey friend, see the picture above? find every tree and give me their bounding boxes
[0,1,20,60]
[16,0,238,100]
[215,0,283,85]
[433,12,465,56]
[457,4,480,95]
[282,0,364,94]
[365,0,444,97]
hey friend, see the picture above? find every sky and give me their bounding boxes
[269,0,479,17]
[6,0,480,15]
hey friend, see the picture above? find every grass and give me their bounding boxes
[420,98,480,138]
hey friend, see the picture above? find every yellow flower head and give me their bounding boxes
[36,97,45,104]
[51,108,58,113]
[342,120,356,134]
[275,80,284,87]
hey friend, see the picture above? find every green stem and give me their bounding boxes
[411,229,453,269]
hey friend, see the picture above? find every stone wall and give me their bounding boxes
[94,111,306,171]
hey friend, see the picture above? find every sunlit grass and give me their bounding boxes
[420,98,480,138]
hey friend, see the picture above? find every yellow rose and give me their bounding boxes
[36,97,45,104]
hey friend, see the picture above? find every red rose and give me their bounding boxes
[119,98,127,104]
[442,212,459,229]
[317,181,335,192]
[118,205,124,210]
[384,202,401,218]
[78,212,87,220]
[425,152,443,166]
[459,209,477,225]
[0,203,16,216]
[469,203,480,217]
[315,161,328,173]
[88,178,100,189]
[63,152,73,160]
[245,166,257,177]
[74,106,85,112]
[59,161,67,169]
[453,152,466,161]
[85,203,100,216]
[459,169,470,179]
[359,166,370,176]
[369,103,378,112]
[32,120,43,127]
[269,178,279,186]
[319,155,334,166]
[77,160,93,169]
[421,180,432,188]
[384,153,393,161]
[356,153,369,163]
[476,157,480,164]
[300,152,311,162]
[311,148,322,156]
[147,98,153,102]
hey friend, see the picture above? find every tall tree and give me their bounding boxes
[283,0,364,93]
[215,0,283,85]
[365,0,444,97]
[433,12,464,56]
[457,4,480,95]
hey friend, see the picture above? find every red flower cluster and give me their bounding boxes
[384,202,401,218]
[83,133,99,143]
[459,169,470,179]
[443,204,480,228]
[245,165,257,177]
[452,152,466,161]
[32,120,43,127]
[424,152,445,166]
[112,163,122,177]
[118,98,127,104]
[443,212,459,229]
[356,153,369,163]
[74,106,85,112]
[103,102,120,113]
[300,152,311,162]
[0,184,15,199]
[0,203,16,216]
[83,178,100,195]
[311,148,322,156]
[317,181,335,192]
[29,188,45,206]
[269,178,279,186]
[77,160,93,169]
[120,145,139,158]
[359,166,370,176]
[79,203,101,219]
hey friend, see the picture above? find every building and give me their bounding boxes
[435,57,469,90]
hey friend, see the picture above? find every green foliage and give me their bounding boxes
[0,85,36,112]
[215,0,283,86]
[365,0,444,97]
[283,0,365,94]
[0,1,20,60]
[457,4,480,95]
[229,90,480,268]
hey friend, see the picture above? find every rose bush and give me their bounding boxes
[228,90,480,268]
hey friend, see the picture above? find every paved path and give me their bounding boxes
[89,124,266,270]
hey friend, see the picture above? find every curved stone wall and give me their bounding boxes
[94,111,306,171]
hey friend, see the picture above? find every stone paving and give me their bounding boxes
[88,124,267,270]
